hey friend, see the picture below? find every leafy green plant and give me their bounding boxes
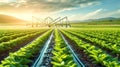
[61,29,120,67]
[51,29,77,67]
[0,29,52,67]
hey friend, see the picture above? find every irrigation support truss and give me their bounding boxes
[60,32,85,67]
[30,16,71,28]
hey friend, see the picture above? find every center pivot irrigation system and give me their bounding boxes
[31,16,71,28]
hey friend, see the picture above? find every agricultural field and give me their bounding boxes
[0,27,120,67]
[0,0,120,67]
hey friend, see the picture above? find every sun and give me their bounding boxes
[0,0,9,3]
[0,0,16,3]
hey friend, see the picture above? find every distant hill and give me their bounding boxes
[70,17,120,26]
[96,17,120,21]
[70,17,120,23]
[0,14,27,25]
[81,17,120,22]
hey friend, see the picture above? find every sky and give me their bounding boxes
[0,0,120,21]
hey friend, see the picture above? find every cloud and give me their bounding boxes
[89,9,120,18]
[82,9,103,19]
[105,9,120,17]
[80,1,100,8]
[70,9,103,20]
[0,0,100,13]
[70,9,120,21]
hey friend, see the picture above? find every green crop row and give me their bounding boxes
[61,30,120,67]
[69,29,120,44]
[0,31,38,43]
[0,29,40,38]
[0,29,52,67]
[51,29,77,67]
[0,29,47,53]
[64,29,120,55]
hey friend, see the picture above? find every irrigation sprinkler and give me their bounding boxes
[31,16,71,28]
[52,16,71,28]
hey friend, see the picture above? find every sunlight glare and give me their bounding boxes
[0,0,9,3]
